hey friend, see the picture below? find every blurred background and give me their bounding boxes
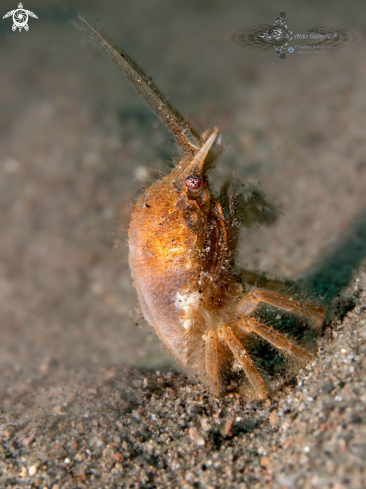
[1,0,366,397]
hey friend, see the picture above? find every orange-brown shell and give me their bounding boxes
[128,135,242,373]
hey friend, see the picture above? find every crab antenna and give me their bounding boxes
[73,15,203,156]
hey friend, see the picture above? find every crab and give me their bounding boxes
[75,16,326,398]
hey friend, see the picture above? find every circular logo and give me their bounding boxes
[13,8,28,30]
[3,3,38,32]
[288,47,294,53]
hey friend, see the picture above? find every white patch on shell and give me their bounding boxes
[175,291,200,330]
[169,247,185,254]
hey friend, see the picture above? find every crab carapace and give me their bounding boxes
[74,15,326,398]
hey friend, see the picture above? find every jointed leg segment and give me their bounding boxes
[204,328,268,399]
[204,331,220,397]
[203,288,324,398]
[236,288,322,362]
[238,318,314,362]
[237,289,326,327]
[218,326,268,399]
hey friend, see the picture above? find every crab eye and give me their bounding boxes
[185,174,202,190]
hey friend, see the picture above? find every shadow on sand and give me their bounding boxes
[305,209,366,301]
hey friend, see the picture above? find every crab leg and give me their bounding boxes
[238,318,313,362]
[237,289,326,328]
[204,331,221,397]
[218,326,268,399]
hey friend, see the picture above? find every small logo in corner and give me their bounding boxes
[3,2,38,32]
[231,12,357,60]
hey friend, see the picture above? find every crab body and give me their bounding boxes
[128,130,325,396]
[128,133,239,371]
